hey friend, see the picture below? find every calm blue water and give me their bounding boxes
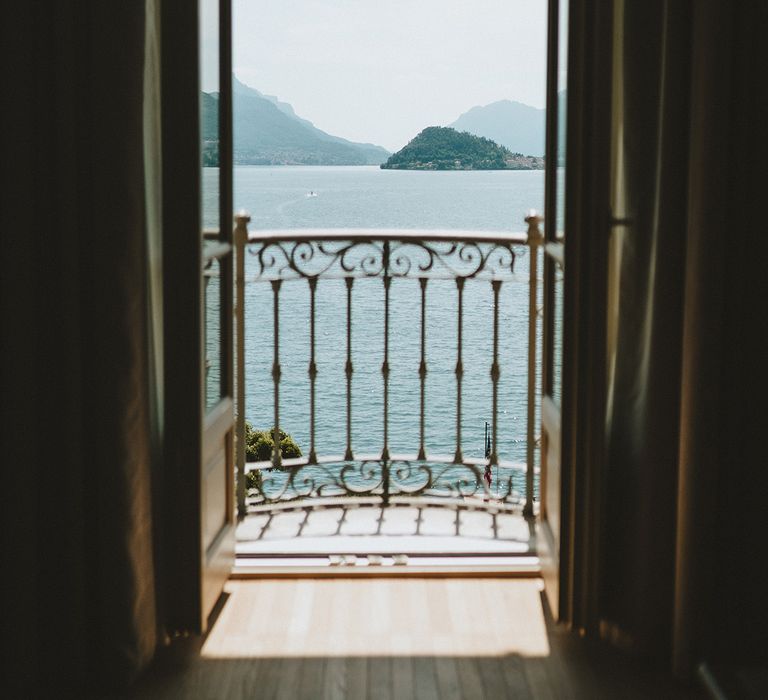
[205,165,546,497]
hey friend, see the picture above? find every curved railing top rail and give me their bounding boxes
[246,228,530,245]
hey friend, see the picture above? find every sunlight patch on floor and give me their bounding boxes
[201,578,551,659]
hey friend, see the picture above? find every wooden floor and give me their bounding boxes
[124,579,702,699]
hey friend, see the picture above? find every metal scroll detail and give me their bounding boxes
[249,238,517,281]
[245,459,525,507]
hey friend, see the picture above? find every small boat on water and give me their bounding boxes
[306,190,318,197]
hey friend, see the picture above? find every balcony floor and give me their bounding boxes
[236,498,537,575]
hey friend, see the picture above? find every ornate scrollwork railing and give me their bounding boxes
[239,224,542,514]
[248,229,525,281]
[246,456,526,507]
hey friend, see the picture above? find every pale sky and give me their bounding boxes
[229,0,548,152]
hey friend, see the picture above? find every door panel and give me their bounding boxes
[542,396,562,541]
[201,400,235,619]
[202,398,234,552]
[203,454,227,550]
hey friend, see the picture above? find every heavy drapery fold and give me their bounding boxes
[674,0,768,677]
[1,2,162,694]
[599,0,690,658]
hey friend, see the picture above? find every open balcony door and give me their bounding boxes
[539,0,569,621]
[162,0,235,635]
[198,0,236,632]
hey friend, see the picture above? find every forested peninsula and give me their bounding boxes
[381,127,544,171]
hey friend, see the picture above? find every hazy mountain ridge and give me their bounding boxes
[381,126,544,171]
[229,76,389,165]
[448,92,566,162]
[448,99,545,157]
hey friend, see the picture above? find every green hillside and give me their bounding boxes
[381,127,544,170]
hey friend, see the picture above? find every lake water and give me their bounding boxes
[205,165,546,498]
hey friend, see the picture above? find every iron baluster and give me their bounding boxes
[454,277,465,464]
[382,240,391,504]
[417,277,428,461]
[271,279,282,468]
[344,277,354,461]
[490,279,501,495]
[308,277,318,464]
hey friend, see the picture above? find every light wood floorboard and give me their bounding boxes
[122,579,703,699]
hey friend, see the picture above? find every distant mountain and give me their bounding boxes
[201,76,389,166]
[449,99,545,157]
[381,127,544,171]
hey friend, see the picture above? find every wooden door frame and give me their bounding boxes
[537,0,566,622]
[155,0,615,640]
[200,0,235,630]
[161,0,235,635]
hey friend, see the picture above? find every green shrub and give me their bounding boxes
[245,469,263,493]
[245,421,302,462]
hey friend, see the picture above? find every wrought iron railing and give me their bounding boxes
[232,215,543,517]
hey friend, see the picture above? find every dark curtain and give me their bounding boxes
[596,0,768,676]
[1,2,161,695]
[674,0,768,678]
[599,0,690,658]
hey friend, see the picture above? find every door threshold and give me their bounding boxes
[232,553,540,578]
